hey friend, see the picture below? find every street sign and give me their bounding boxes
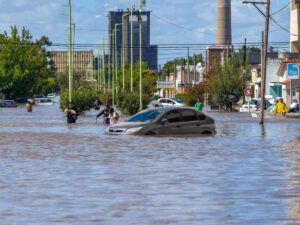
[287,63,299,79]
[244,88,252,97]
[178,83,189,88]
[157,81,175,89]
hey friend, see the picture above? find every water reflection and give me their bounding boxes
[0,102,300,224]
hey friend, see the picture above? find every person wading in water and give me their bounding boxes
[96,104,115,125]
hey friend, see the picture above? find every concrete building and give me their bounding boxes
[51,51,93,75]
[291,1,299,52]
[108,10,157,71]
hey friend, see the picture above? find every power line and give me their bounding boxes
[271,0,291,16]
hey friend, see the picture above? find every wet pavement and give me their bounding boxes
[1,98,300,225]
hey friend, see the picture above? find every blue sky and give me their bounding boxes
[0,0,291,65]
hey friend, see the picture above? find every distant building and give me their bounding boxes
[108,10,158,71]
[51,51,93,74]
[158,63,205,98]
[291,1,298,53]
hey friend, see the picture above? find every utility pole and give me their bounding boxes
[98,51,101,90]
[174,59,177,95]
[72,23,75,76]
[102,39,106,92]
[193,54,196,87]
[139,11,143,111]
[122,12,130,91]
[260,0,270,125]
[108,33,114,101]
[130,5,134,92]
[242,38,247,104]
[187,47,190,85]
[243,0,270,125]
[68,0,73,104]
[114,23,121,106]
[138,0,146,111]
[296,0,300,117]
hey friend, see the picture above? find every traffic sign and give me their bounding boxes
[157,81,175,89]
[244,88,252,97]
[287,63,299,79]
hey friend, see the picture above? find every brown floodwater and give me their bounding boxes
[1,97,300,225]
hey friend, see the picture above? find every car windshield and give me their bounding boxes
[127,109,165,122]
[171,98,183,103]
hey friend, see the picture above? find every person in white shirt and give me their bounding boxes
[289,99,299,113]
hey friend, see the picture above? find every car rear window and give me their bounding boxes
[181,109,197,122]
[161,110,180,123]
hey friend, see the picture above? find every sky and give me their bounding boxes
[0,0,291,65]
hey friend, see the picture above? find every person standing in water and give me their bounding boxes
[194,98,203,111]
[26,100,33,112]
[96,104,114,125]
[65,104,78,124]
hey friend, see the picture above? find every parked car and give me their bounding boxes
[35,98,54,106]
[47,93,56,98]
[16,97,31,103]
[106,107,216,135]
[0,100,17,108]
[239,98,272,112]
[156,98,185,107]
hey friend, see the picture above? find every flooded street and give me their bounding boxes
[1,99,300,225]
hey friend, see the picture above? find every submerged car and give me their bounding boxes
[239,98,272,112]
[106,107,216,135]
[0,100,17,108]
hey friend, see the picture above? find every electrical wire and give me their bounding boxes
[271,0,291,16]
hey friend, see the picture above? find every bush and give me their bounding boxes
[60,89,99,114]
[117,92,149,115]
[175,92,194,106]
[151,95,161,101]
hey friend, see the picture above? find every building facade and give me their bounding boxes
[157,63,205,98]
[51,51,94,75]
[108,10,158,71]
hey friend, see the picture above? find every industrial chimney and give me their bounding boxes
[216,0,232,45]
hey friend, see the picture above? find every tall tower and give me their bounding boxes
[216,0,232,45]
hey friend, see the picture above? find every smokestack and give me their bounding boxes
[216,0,232,45]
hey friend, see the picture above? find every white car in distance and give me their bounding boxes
[157,98,185,107]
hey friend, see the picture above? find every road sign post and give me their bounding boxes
[244,88,252,113]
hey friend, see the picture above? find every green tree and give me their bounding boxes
[0,26,55,99]
[115,61,158,114]
[208,56,246,111]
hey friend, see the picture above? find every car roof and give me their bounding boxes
[143,106,196,112]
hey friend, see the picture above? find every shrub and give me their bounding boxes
[175,92,194,106]
[60,89,98,114]
[117,92,149,115]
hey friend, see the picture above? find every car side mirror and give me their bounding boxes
[161,118,169,126]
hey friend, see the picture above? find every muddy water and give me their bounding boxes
[1,98,300,225]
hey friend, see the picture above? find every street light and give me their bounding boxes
[67,0,73,104]
[122,12,130,91]
[108,33,115,103]
[114,23,121,106]
[138,0,146,111]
